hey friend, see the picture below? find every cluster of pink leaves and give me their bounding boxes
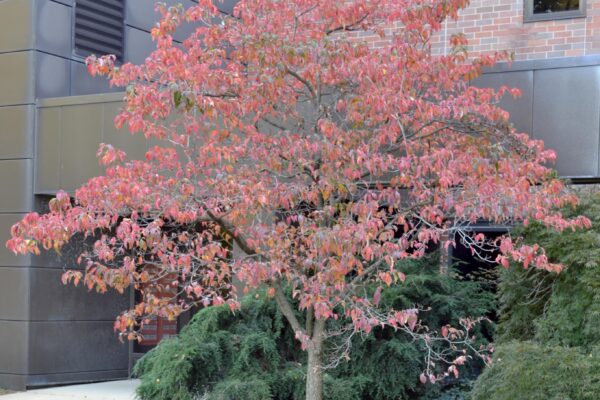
[7,0,589,351]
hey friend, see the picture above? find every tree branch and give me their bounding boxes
[285,67,317,100]
[205,209,257,256]
[260,116,287,131]
[326,14,369,35]
[306,306,314,337]
[274,281,305,336]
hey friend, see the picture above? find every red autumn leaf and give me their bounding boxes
[441,325,449,338]
[373,286,382,306]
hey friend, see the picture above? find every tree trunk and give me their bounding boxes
[305,319,325,400]
[439,231,450,275]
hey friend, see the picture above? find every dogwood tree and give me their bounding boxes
[7,1,590,399]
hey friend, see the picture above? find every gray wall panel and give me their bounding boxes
[29,321,128,374]
[215,0,239,15]
[0,0,34,52]
[0,374,27,392]
[0,52,35,106]
[0,214,31,267]
[26,369,128,388]
[30,268,129,321]
[125,0,159,32]
[126,0,196,32]
[0,105,34,159]
[59,104,103,191]
[35,107,61,193]
[70,61,116,96]
[125,0,200,42]
[0,268,29,321]
[0,160,33,212]
[0,321,29,375]
[30,236,91,271]
[124,26,155,65]
[36,52,70,99]
[532,66,600,177]
[0,267,29,321]
[37,0,73,59]
[36,94,152,193]
[475,71,534,134]
[102,102,149,161]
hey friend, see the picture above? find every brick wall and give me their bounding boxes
[433,0,600,60]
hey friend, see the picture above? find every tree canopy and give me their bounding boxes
[6,1,589,398]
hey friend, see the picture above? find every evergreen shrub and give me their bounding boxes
[473,191,600,399]
[134,254,495,400]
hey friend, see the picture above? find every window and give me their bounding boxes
[524,0,586,22]
[74,0,125,61]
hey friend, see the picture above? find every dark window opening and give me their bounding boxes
[451,232,501,283]
[525,0,586,22]
[534,0,580,13]
[74,0,125,61]
[450,230,503,322]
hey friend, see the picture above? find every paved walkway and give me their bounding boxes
[1,380,140,400]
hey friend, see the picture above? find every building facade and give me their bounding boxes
[448,0,600,180]
[0,0,598,391]
[0,0,236,391]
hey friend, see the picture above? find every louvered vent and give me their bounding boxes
[74,0,125,61]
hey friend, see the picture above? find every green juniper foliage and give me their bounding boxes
[134,254,495,400]
[496,191,600,347]
[472,190,600,399]
[471,341,600,400]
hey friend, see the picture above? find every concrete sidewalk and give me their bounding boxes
[1,380,140,400]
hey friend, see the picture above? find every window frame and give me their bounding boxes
[524,0,586,23]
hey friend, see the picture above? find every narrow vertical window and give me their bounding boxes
[74,0,125,61]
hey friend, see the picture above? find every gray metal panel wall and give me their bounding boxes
[26,369,128,388]
[32,0,116,97]
[0,51,35,106]
[31,89,155,389]
[124,26,155,65]
[0,160,33,213]
[0,0,34,52]
[32,95,135,385]
[36,93,150,194]
[0,0,148,390]
[0,322,29,375]
[28,321,128,375]
[0,1,36,389]
[24,216,131,387]
[0,106,35,159]
[37,0,73,58]
[36,52,71,99]
[478,60,600,179]
[474,71,534,135]
[126,0,199,40]
[532,66,600,178]
[0,268,30,321]
[32,0,240,96]
[29,269,129,321]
